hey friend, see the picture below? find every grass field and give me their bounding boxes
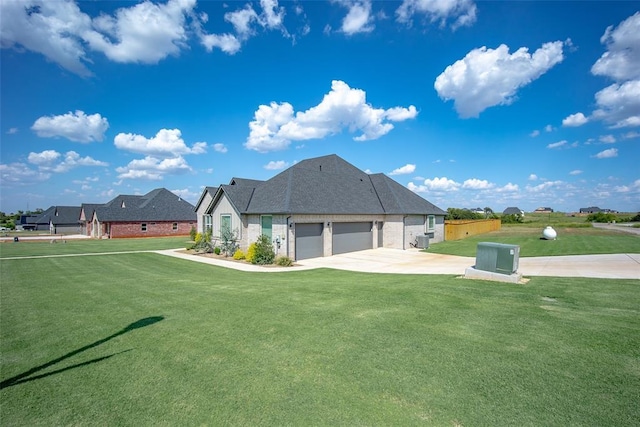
[428,226,640,257]
[1,244,639,425]
[0,236,190,259]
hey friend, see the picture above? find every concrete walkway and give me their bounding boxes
[157,248,640,279]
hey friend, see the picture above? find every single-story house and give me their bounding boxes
[81,188,196,238]
[503,207,525,216]
[534,207,553,213]
[33,206,82,234]
[17,214,39,231]
[201,154,446,260]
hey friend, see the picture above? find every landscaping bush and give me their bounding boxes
[586,212,618,223]
[214,247,221,255]
[189,226,197,242]
[233,249,245,260]
[246,243,257,263]
[194,232,203,244]
[275,256,293,267]
[251,235,275,265]
[220,227,239,257]
[501,213,523,224]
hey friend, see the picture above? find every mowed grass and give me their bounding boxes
[428,226,640,257]
[1,251,639,425]
[0,236,190,259]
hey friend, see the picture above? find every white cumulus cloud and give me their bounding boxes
[591,12,640,81]
[114,128,207,157]
[245,80,418,152]
[116,155,191,180]
[27,149,107,172]
[1,0,198,76]
[396,0,477,30]
[339,0,374,35]
[462,178,494,190]
[213,143,228,153]
[562,112,588,127]
[264,160,289,170]
[569,170,583,175]
[389,163,416,175]
[591,80,640,128]
[0,162,50,184]
[31,110,109,143]
[593,148,618,159]
[423,177,461,191]
[28,150,61,165]
[434,41,565,118]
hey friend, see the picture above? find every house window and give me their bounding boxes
[261,215,272,241]
[203,215,212,233]
[172,222,178,230]
[141,223,147,232]
[427,215,435,233]
[221,214,231,236]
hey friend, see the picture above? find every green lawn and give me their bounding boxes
[429,226,640,257]
[1,250,638,425]
[0,236,190,259]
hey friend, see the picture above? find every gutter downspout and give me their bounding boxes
[403,215,408,250]
[286,215,292,258]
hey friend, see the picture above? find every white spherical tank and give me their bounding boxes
[542,226,557,240]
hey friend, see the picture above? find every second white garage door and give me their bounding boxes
[332,222,373,255]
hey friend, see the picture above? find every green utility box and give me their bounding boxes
[475,242,520,275]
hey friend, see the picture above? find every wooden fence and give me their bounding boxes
[444,219,501,241]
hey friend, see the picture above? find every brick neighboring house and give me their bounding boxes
[33,206,82,234]
[81,188,196,238]
[200,154,446,260]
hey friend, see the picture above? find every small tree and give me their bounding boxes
[252,234,275,265]
[220,227,239,257]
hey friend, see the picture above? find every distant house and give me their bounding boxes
[81,188,196,238]
[17,214,39,231]
[579,206,617,214]
[503,207,525,216]
[33,206,82,234]
[580,206,602,214]
[534,207,554,213]
[200,154,446,260]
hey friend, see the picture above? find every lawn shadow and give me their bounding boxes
[0,316,164,389]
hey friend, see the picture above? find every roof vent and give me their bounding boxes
[121,201,125,208]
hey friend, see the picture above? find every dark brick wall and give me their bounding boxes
[109,221,194,238]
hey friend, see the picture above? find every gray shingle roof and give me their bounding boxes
[503,207,524,215]
[35,206,82,226]
[217,154,445,216]
[94,188,196,222]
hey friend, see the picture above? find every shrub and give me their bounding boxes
[220,227,239,257]
[246,243,257,263]
[586,212,618,223]
[275,256,293,267]
[189,226,197,241]
[233,249,245,260]
[214,246,221,255]
[194,232,203,244]
[251,234,275,265]
[501,214,523,224]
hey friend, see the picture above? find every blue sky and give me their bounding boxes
[1,0,639,214]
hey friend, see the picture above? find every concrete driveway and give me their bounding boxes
[296,248,640,279]
[159,248,640,279]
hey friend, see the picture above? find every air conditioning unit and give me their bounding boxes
[416,235,429,249]
[475,242,519,275]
